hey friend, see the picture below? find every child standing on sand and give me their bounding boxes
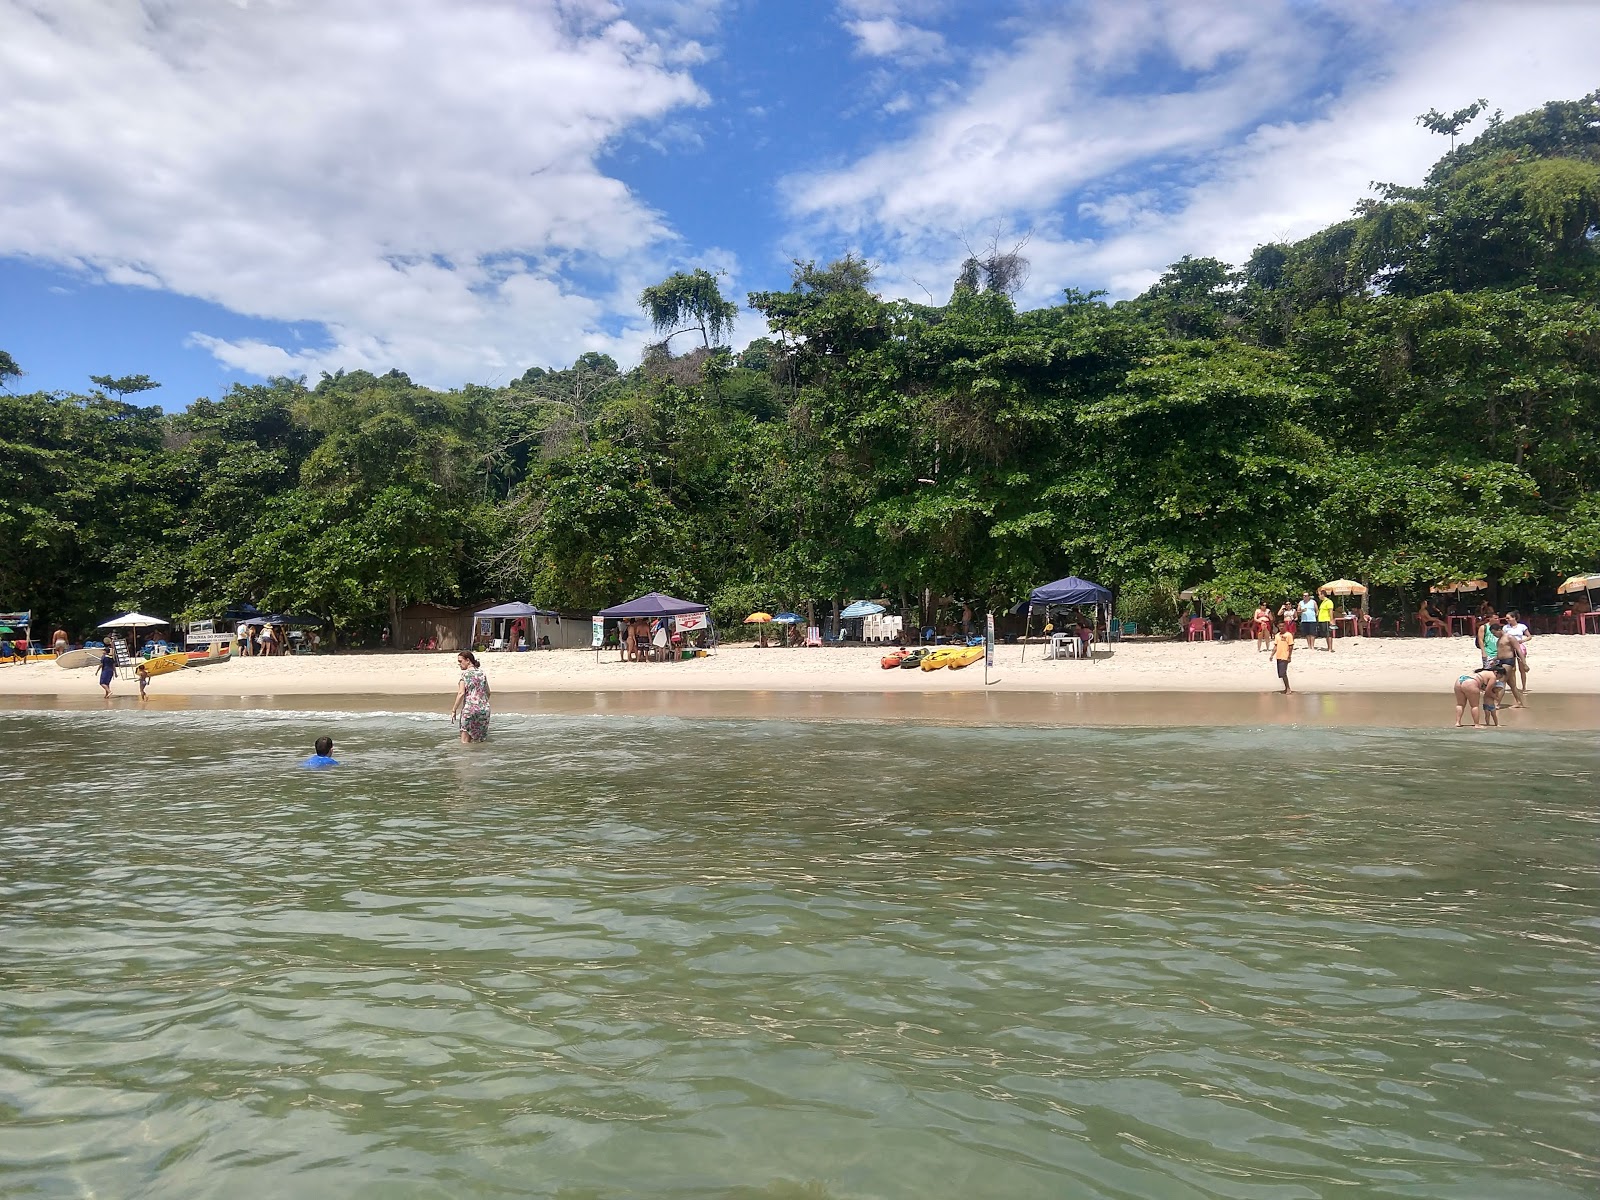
[135,663,149,700]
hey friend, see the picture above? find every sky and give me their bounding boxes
[2,0,1597,407]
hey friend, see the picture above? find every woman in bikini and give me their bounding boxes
[1253,604,1273,652]
[1453,663,1506,728]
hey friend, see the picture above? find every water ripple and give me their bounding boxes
[0,712,1595,1198]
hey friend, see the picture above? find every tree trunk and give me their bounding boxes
[388,591,402,651]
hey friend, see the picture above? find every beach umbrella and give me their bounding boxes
[771,612,802,624]
[743,612,773,623]
[1429,580,1488,594]
[1556,573,1600,594]
[98,612,169,628]
[1318,579,1368,595]
[839,600,885,619]
[1176,587,1202,600]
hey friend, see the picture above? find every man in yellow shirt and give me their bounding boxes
[1317,591,1336,652]
[1272,623,1295,694]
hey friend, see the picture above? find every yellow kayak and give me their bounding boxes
[140,652,189,677]
[920,646,966,671]
[943,645,985,670]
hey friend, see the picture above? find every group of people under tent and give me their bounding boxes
[616,616,708,662]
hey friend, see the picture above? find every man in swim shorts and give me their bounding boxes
[1297,593,1318,650]
[1272,621,1295,695]
[302,736,339,768]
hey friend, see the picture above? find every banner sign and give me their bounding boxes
[591,616,604,648]
[674,611,708,633]
[985,613,995,668]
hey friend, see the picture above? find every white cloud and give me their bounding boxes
[838,0,948,64]
[788,0,1600,304]
[0,0,716,384]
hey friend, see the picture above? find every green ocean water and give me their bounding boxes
[1,708,1596,1199]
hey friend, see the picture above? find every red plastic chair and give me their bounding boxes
[1186,618,1213,642]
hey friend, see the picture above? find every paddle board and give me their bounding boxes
[54,648,100,669]
[141,652,189,677]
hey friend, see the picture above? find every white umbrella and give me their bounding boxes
[98,612,169,629]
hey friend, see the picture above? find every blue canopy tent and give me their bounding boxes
[1022,575,1114,663]
[473,601,558,651]
[595,592,714,660]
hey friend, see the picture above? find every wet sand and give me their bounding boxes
[5,689,1598,729]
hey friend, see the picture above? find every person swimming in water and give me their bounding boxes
[302,736,339,768]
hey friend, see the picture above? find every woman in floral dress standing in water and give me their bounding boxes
[450,651,491,743]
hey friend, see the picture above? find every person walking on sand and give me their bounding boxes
[1272,621,1295,694]
[97,646,116,697]
[1453,664,1505,727]
[450,651,491,743]
[52,628,68,655]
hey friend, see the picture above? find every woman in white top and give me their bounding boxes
[1502,610,1532,690]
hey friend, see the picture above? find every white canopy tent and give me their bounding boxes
[473,602,558,651]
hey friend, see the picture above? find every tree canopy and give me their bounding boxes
[3,94,1596,637]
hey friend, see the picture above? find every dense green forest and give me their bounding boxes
[3,95,1597,640]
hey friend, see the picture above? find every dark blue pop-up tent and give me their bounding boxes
[1022,575,1114,663]
[596,592,707,618]
[1029,576,1112,606]
[595,592,715,660]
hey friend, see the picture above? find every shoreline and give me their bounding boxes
[5,686,1599,731]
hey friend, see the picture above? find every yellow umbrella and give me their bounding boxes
[1318,579,1368,595]
[1430,580,1488,594]
[1556,574,1600,594]
[743,612,773,623]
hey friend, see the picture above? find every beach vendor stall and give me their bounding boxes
[1318,579,1369,638]
[0,611,34,662]
[1557,572,1600,633]
[595,592,714,663]
[1020,576,1113,664]
[97,612,169,676]
[473,602,557,651]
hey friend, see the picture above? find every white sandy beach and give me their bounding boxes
[6,636,1597,699]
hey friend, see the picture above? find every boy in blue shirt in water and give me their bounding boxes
[302,736,339,768]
